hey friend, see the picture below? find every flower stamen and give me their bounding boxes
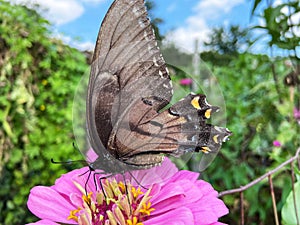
[127,216,144,225]
[67,178,154,225]
[67,208,80,222]
[83,192,93,205]
[131,187,143,199]
[139,202,155,216]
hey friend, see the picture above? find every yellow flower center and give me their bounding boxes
[67,179,155,225]
[127,216,144,225]
[139,202,155,216]
[131,186,144,199]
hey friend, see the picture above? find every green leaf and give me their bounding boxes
[251,0,262,15]
[282,181,300,225]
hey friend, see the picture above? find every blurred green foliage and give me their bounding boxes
[0,1,88,224]
[201,52,299,224]
[197,0,300,223]
[0,0,299,225]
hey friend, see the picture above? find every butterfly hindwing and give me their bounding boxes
[111,93,231,168]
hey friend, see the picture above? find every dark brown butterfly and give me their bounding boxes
[84,0,231,174]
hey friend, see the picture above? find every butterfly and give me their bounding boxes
[81,0,232,175]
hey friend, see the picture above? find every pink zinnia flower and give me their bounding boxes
[273,140,282,147]
[179,78,193,86]
[27,159,228,225]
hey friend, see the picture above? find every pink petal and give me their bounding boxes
[26,219,60,225]
[145,207,194,225]
[151,181,184,204]
[53,167,98,196]
[52,172,83,197]
[154,157,179,179]
[27,186,77,224]
[187,185,228,223]
[167,179,203,203]
[151,184,186,214]
[189,206,223,224]
[119,157,178,186]
[167,170,199,183]
[69,193,84,206]
[196,180,218,197]
[194,197,229,219]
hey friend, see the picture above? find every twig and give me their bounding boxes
[240,192,244,225]
[269,175,279,225]
[218,148,300,197]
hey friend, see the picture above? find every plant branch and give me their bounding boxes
[218,148,300,197]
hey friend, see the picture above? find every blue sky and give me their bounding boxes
[13,0,256,52]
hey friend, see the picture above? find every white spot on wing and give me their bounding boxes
[138,18,146,28]
[132,6,140,16]
[153,57,159,66]
[204,98,211,107]
[214,126,222,132]
[192,135,197,142]
[144,31,150,41]
[223,136,229,142]
[163,83,169,88]
[159,70,163,77]
[166,67,169,74]
[169,80,174,94]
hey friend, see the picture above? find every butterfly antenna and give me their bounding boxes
[51,142,87,165]
[73,141,82,152]
[92,170,108,200]
[127,170,148,190]
[98,175,110,217]
[77,167,93,197]
[122,173,133,215]
[51,158,87,164]
[85,169,92,197]
[96,172,116,200]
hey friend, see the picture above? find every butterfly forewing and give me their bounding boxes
[87,0,172,169]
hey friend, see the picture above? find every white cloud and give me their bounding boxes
[54,32,95,51]
[73,40,95,51]
[80,0,106,3]
[11,0,84,25]
[195,0,244,16]
[10,0,101,51]
[165,0,245,52]
[165,19,210,53]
